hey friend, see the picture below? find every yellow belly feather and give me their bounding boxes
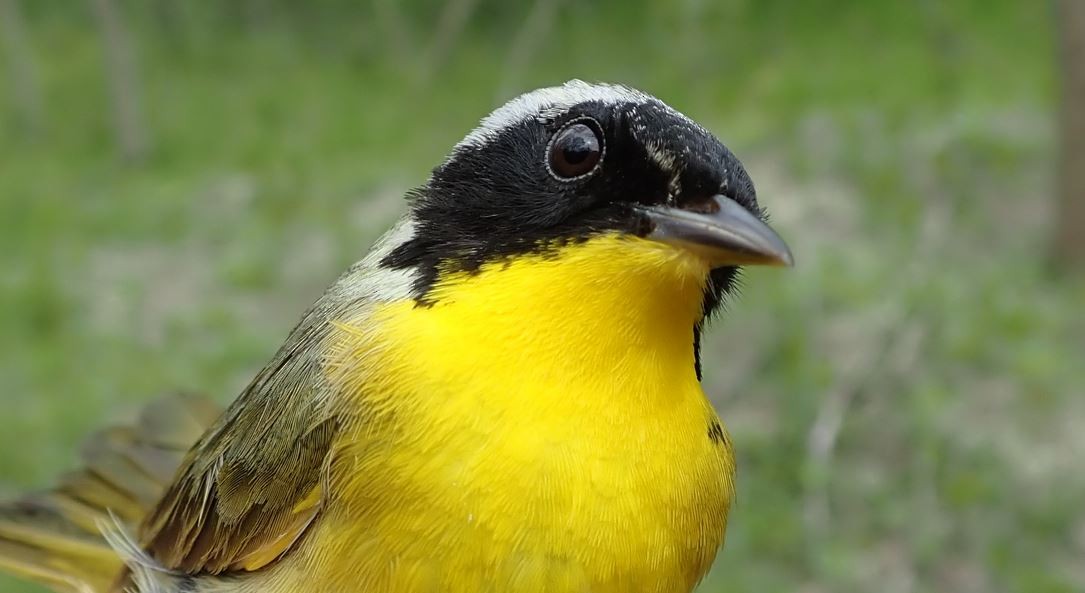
[275,234,735,593]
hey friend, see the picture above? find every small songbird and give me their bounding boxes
[0,80,792,593]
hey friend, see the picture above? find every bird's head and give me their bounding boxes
[380,80,791,324]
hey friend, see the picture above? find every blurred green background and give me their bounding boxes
[2,1,1083,592]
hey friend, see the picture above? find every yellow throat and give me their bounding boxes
[311,233,736,593]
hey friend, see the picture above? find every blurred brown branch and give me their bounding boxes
[802,193,953,552]
[90,0,150,163]
[496,0,565,99]
[1055,0,1085,270]
[0,0,44,139]
[419,0,481,84]
[372,0,415,72]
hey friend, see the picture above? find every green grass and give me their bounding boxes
[2,2,1082,592]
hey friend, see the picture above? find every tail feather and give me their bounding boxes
[0,394,220,593]
[0,499,117,593]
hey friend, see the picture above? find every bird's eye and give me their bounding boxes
[548,121,602,179]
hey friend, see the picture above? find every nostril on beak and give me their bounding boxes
[675,194,722,215]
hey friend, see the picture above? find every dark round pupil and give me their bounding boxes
[549,122,601,178]
[561,134,593,164]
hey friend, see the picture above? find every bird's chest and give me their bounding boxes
[313,264,736,592]
[316,375,735,593]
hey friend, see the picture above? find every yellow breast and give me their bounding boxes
[298,234,735,593]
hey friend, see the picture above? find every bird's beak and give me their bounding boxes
[636,195,794,268]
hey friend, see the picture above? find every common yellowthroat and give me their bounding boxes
[0,80,792,593]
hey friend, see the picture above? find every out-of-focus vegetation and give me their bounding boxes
[1,1,1082,592]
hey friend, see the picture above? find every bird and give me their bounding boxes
[0,80,792,593]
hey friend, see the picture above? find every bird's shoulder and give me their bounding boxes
[137,223,416,576]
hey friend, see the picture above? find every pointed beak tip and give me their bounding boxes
[737,242,793,270]
[639,195,795,270]
[770,247,796,268]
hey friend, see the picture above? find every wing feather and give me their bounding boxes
[138,306,345,575]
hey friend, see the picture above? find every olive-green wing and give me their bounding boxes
[139,318,342,575]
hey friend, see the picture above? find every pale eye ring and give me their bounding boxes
[546,119,603,180]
